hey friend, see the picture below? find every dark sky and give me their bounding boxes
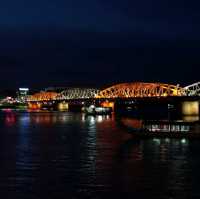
[0,0,200,89]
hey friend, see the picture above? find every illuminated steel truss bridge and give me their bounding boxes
[27,82,200,102]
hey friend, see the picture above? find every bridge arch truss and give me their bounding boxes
[96,82,185,98]
[27,92,58,102]
[184,82,200,96]
[57,88,100,100]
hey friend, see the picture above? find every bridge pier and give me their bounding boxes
[182,101,199,116]
[28,101,69,111]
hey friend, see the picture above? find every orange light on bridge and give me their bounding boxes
[28,102,41,110]
[101,101,114,109]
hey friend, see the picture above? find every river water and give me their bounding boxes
[0,111,200,199]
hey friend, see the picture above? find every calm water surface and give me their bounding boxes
[0,111,200,199]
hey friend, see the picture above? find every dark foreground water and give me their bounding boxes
[0,111,200,199]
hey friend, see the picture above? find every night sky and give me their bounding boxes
[0,0,200,89]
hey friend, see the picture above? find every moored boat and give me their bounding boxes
[83,105,112,115]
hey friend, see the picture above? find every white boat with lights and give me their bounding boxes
[83,105,112,115]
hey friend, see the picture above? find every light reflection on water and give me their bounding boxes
[121,116,200,133]
[0,112,200,198]
[183,115,199,122]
